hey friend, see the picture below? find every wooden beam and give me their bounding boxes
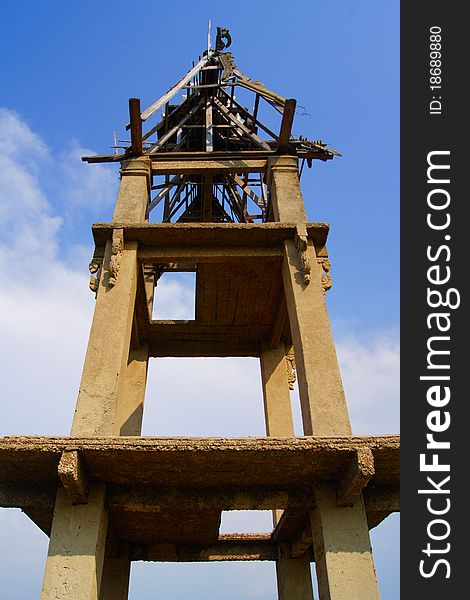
[336,447,375,507]
[57,450,88,505]
[233,68,286,107]
[139,55,210,123]
[128,98,143,156]
[278,99,296,154]
[213,97,271,150]
[233,174,265,212]
[219,89,278,140]
[205,97,213,152]
[147,175,182,214]
[146,98,204,153]
[203,175,213,221]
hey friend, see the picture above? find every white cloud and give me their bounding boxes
[337,333,399,434]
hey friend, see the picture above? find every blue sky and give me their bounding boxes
[0,1,399,598]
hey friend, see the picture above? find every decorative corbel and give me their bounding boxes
[108,228,124,288]
[285,348,297,391]
[295,224,311,285]
[317,257,333,295]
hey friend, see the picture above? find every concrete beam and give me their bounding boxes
[336,447,375,507]
[131,535,276,562]
[58,450,88,505]
[107,484,314,513]
[151,158,267,175]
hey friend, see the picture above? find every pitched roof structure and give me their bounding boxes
[83,27,340,223]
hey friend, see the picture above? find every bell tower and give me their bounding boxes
[0,30,399,599]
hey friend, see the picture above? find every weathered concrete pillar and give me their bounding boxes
[277,543,315,600]
[260,342,314,600]
[41,158,152,600]
[99,554,131,600]
[268,155,350,436]
[260,342,294,437]
[281,238,351,437]
[310,486,379,600]
[41,484,108,600]
[267,156,380,600]
[116,343,149,436]
[72,157,152,436]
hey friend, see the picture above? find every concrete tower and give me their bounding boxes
[0,31,400,599]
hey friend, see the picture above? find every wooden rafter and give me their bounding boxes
[278,99,297,153]
[146,97,205,153]
[147,175,183,214]
[140,55,211,123]
[219,89,278,141]
[213,97,271,151]
[232,174,265,214]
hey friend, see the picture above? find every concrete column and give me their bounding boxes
[277,543,315,600]
[310,486,379,600]
[260,343,314,600]
[260,342,294,437]
[71,240,140,436]
[113,157,152,223]
[267,156,380,600]
[72,157,151,436]
[268,155,350,436]
[281,239,351,437]
[41,158,152,600]
[99,555,131,600]
[267,155,307,222]
[116,343,149,436]
[40,485,108,600]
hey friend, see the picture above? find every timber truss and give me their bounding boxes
[83,33,340,224]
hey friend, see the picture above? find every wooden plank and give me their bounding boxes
[232,68,286,107]
[219,89,278,140]
[203,175,213,221]
[128,98,143,156]
[146,97,205,153]
[278,99,296,153]
[147,175,182,214]
[213,96,271,150]
[205,97,213,152]
[233,174,265,211]
[140,55,209,123]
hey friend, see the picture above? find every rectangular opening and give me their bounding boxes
[152,270,196,320]
[129,562,277,599]
[219,510,274,534]
[142,357,266,437]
